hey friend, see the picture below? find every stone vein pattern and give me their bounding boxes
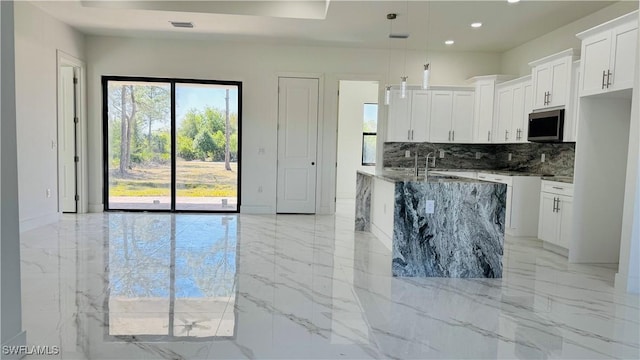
[383,142,576,177]
[393,181,506,278]
[355,172,372,231]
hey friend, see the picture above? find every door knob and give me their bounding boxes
[311,162,315,165]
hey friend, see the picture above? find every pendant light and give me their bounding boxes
[384,13,396,106]
[422,1,431,90]
[400,1,409,99]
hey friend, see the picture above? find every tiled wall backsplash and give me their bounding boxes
[383,142,576,177]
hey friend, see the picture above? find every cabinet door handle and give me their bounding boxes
[452,131,455,141]
[547,91,551,105]
[411,129,414,140]
[556,198,561,212]
[505,129,509,141]
[553,197,558,212]
[552,186,564,190]
[607,70,612,88]
[602,70,607,89]
[408,129,411,140]
[543,91,547,105]
[448,130,451,141]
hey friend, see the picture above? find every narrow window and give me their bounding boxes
[362,103,378,166]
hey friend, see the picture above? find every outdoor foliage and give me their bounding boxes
[108,83,238,175]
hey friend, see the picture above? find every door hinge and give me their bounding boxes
[74,156,79,162]
[73,77,78,84]
[74,116,79,124]
[75,194,80,201]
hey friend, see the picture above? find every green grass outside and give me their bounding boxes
[109,160,238,197]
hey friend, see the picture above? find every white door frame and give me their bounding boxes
[57,50,88,213]
[326,73,385,214]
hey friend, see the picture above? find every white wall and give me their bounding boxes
[13,2,85,231]
[1,0,26,352]
[336,81,378,200]
[571,97,631,264]
[501,1,638,76]
[85,35,501,213]
[616,9,640,293]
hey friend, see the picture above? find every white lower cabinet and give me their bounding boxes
[477,173,541,237]
[371,178,395,249]
[538,181,574,251]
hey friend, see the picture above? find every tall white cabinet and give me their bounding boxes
[529,49,578,111]
[467,75,515,143]
[577,10,638,97]
[429,89,475,143]
[386,89,429,142]
[494,76,533,143]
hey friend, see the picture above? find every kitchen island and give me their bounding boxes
[356,169,506,278]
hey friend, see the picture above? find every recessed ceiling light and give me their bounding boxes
[507,0,520,3]
[445,40,455,45]
[471,22,483,28]
[170,21,194,28]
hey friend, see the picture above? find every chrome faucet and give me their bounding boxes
[425,152,436,179]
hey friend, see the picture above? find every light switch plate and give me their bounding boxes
[405,150,411,158]
[425,200,435,214]
[541,154,546,162]
[439,150,445,158]
[508,153,512,161]
[475,152,481,159]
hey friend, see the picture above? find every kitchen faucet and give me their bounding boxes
[425,152,436,179]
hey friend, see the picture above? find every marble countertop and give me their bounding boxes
[428,168,553,177]
[542,176,574,184]
[357,169,490,183]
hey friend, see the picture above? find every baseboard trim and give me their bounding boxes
[88,203,103,213]
[615,272,640,293]
[240,205,274,214]
[1,330,27,360]
[19,213,60,233]
[542,241,569,257]
[370,223,392,251]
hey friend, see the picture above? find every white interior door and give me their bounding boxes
[276,77,319,213]
[58,66,77,213]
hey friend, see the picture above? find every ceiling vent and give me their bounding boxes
[389,34,409,39]
[170,21,194,28]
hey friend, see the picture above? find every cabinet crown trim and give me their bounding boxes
[496,74,532,88]
[466,74,516,84]
[576,10,638,40]
[528,48,578,67]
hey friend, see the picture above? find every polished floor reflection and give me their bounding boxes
[20,202,639,359]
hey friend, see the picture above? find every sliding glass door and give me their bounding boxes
[103,77,241,212]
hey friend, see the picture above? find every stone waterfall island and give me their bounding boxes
[356,170,506,278]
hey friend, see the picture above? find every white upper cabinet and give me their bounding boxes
[468,75,514,143]
[529,49,577,110]
[494,76,532,144]
[429,89,475,143]
[386,88,429,142]
[577,11,638,97]
[451,91,475,143]
[410,90,430,142]
[429,91,454,142]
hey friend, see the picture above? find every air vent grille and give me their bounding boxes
[389,34,409,39]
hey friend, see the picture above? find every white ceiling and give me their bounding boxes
[32,0,624,52]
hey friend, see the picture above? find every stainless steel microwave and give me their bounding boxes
[528,109,564,142]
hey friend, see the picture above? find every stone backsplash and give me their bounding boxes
[383,142,575,177]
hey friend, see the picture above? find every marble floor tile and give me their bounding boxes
[18,201,639,359]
